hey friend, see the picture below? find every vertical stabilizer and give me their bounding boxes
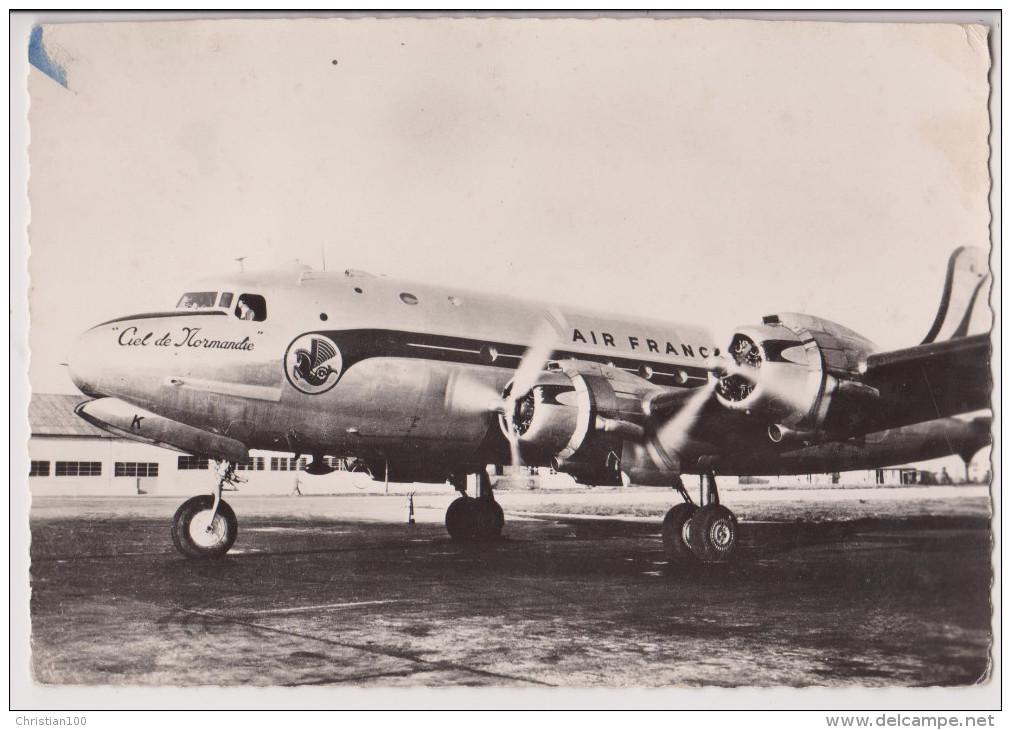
[921,247,991,344]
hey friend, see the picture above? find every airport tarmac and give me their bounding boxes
[28,486,993,687]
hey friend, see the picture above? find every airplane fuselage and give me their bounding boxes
[65,249,992,560]
[71,270,719,470]
[69,265,989,483]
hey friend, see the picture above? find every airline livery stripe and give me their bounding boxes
[308,328,710,389]
[96,310,228,327]
[406,343,481,354]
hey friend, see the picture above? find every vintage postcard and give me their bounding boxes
[13,12,998,712]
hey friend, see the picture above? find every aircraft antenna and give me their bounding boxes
[235,256,247,273]
[321,245,328,272]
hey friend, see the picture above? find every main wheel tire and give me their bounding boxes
[171,495,238,559]
[473,498,504,542]
[661,503,698,561]
[684,504,738,563]
[446,497,504,541]
[446,496,477,541]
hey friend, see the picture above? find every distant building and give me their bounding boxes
[874,467,919,486]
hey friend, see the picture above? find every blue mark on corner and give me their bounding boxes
[29,26,68,88]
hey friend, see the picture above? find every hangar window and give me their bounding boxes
[236,457,265,471]
[29,460,50,477]
[177,456,210,470]
[323,456,347,471]
[55,461,102,477]
[270,456,307,471]
[115,462,159,478]
[235,294,267,321]
[177,292,218,310]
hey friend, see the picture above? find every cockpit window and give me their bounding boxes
[218,292,234,308]
[177,292,218,309]
[235,293,267,321]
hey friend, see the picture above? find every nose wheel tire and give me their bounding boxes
[171,495,238,559]
[446,496,503,542]
[684,504,738,563]
[661,503,699,561]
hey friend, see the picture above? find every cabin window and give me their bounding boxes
[399,292,419,305]
[177,292,218,310]
[218,292,234,308]
[235,293,267,321]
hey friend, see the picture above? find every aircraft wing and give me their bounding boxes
[856,333,991,432]
[620,247,993,476]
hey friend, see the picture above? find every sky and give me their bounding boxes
[21,18,992,402]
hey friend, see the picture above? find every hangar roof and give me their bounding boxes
[29,394,115,438]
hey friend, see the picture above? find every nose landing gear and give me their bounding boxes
[445,470,504,542]
[171,461,241,558]
[662,472,739,563]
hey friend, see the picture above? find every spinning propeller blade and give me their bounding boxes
[647,345,759,468]
[498,311,565,470]
[650,380,717,466]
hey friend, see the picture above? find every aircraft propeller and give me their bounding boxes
[647,331,816,467]
[646,346,762,468]
[441,311,564,472]
[648,379,718,469]
[496,313,564,471]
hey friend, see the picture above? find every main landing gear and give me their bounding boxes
[445,470,504,542]
[171,461,241,559]
[662,472,739,563]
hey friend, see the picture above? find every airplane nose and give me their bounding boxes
[68,327,109,398]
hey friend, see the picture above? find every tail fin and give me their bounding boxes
[921,247,991,344]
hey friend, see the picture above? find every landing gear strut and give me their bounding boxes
[445,470,504,542]
[662,472,738,563]
[171,461,240,559]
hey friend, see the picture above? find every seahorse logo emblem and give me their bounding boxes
[284,334,343,394]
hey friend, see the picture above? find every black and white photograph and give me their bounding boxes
[12,11,999,713]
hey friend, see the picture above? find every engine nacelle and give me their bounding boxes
[499,361,652,469]
[501,371,582,461]
[713,313,879,436]
[552,456,624,487]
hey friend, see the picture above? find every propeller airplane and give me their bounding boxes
[68,247,992,563]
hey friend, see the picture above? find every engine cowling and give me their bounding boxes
[712,313,879,440]
[499,361,651,473]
